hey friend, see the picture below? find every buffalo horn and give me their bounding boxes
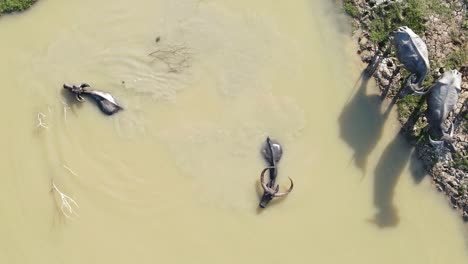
[273,177,294,198]
[260,167,278,195]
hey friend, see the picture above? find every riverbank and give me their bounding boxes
[342,0,468,220]
[0,0,37,15]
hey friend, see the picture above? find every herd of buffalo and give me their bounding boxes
[391,26,462,145]
[62,26,463,208]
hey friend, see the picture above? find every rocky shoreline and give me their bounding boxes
[343,0,468,220]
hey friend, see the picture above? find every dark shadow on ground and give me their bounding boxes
[339,64,396,175]
[454,96,468,127]
[408,149,428,184]
[370,94,426,227]
[369,133,412,228]
[401,96,428,184]
[381,66,400,99]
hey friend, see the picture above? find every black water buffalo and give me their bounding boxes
[259,137,293,208]
[425,70,462,144]
[63,83,123,115]
[392,26,430,95]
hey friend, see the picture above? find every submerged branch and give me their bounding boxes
[37,112,48,129]
[63,164,78,176]
[52,181,79,219]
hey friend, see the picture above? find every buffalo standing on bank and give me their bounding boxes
[425,70,462,144]
[391,26,430,95]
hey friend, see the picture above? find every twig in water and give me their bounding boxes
[37,112,49,129]
[52,181,79,219]
[63,164,78,177]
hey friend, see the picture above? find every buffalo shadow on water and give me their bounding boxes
[408,149,428,184]
[370,98,426,228]
[369,133,411,227]
[339,56,397,175]
[404,96,430,184]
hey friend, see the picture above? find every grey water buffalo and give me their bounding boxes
[425,70,462,144]
[392,26,430,95]
[259,137,293,208]
[63,83,123,115]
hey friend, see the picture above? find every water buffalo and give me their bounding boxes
[259,137,293,208]
[425,70,462,144]
[392,26,430,95]
[63,83,123,115]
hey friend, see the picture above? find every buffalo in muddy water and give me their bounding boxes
[259,137,293,208]
[63,83,123,115]
[391,26,430,95]
[425,70,462,144]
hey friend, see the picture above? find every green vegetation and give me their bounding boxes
[424,0,451,17]
[368,0,427,43]
[0,0,36,14]
[365,0,455,44]
[343,0,359,18]
[368,3,403,43]
[397,95,424,123]
[397,93,428,139]
[462,20,468,30]
[462,111,468,131]
[454,153,468,172]
[444,48,468,70]
[458,184,467,196]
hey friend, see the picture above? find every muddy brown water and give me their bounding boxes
[0,0,467,263]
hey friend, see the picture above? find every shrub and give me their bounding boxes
[344,0,359,18]
[0,0,36,14]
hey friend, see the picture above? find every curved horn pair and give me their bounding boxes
[260,167,293,198]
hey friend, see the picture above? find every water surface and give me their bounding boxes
[0,0,467,263]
